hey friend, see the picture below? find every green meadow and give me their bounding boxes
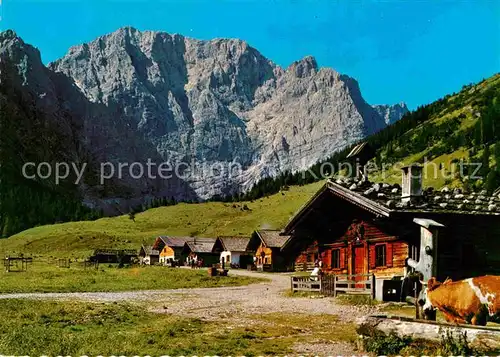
[0,181,324,258]
[0,264,265,293]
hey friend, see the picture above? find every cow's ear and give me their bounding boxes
[427,277,441,291]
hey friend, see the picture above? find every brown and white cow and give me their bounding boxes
[421,275,500,326]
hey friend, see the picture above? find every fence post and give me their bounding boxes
[415,282,420,319]
[290,276,293,293]
[371,274,376,300]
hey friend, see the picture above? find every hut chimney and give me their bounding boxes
[401,165,423,203]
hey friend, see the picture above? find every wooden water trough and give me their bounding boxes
[356,314,500,352]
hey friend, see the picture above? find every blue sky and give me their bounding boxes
[2,0,499,109]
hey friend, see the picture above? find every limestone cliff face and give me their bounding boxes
[3,27,408,205]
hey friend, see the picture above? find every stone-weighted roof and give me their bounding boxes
[331,177,500,215]
[157,236,194,248]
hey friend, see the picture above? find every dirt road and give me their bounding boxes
[0,269,377,320]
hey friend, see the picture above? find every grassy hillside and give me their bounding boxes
[366,73,500,189]
[0,181,324,258]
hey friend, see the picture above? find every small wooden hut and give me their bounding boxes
[252,230,291,272]
[89,249,137,264]
[138,245,159,265]
[181,238,218,267]
[153,236,193,264]
[212,236,253,267]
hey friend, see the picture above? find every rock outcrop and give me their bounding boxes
[372,103,409,125]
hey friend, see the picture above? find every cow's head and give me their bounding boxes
[417,277,444,320]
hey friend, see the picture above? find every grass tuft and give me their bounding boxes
[335,294,380,306]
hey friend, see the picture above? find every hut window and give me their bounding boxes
[375,244,386,267]
[331,249,340,269]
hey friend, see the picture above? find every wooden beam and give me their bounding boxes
[327,181,391,217]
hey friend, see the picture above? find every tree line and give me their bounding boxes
[0,59,103,238]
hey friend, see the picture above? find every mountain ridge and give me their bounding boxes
[48,27,407,198]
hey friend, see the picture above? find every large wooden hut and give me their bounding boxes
[282,165,500,300]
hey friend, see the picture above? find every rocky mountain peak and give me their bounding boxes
[372,102,409,125]
[287,55,318,78]
[0,29,41,64]
[0,29,19,41]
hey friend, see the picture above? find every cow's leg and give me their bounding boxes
[452,316,467,325]
[489,313,500,324]
[471,306,489,326]
[471,314,487,326]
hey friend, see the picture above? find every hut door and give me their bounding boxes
[352,245,366,288]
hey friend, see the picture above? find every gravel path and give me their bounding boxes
[0,269,377,321]
[0,269,377,355]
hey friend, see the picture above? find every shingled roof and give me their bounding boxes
[184,238,217,253]
[256,230,291,248]
[217,236,251,252]
[283,177,500,234]
[156,236,194,248]
[139,245,159,256]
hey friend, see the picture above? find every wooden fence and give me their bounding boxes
[333,274,375,298]
[291,273,375,298]
[294,261,316,272]
[290,276,322,293]
[4,257,33,272]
